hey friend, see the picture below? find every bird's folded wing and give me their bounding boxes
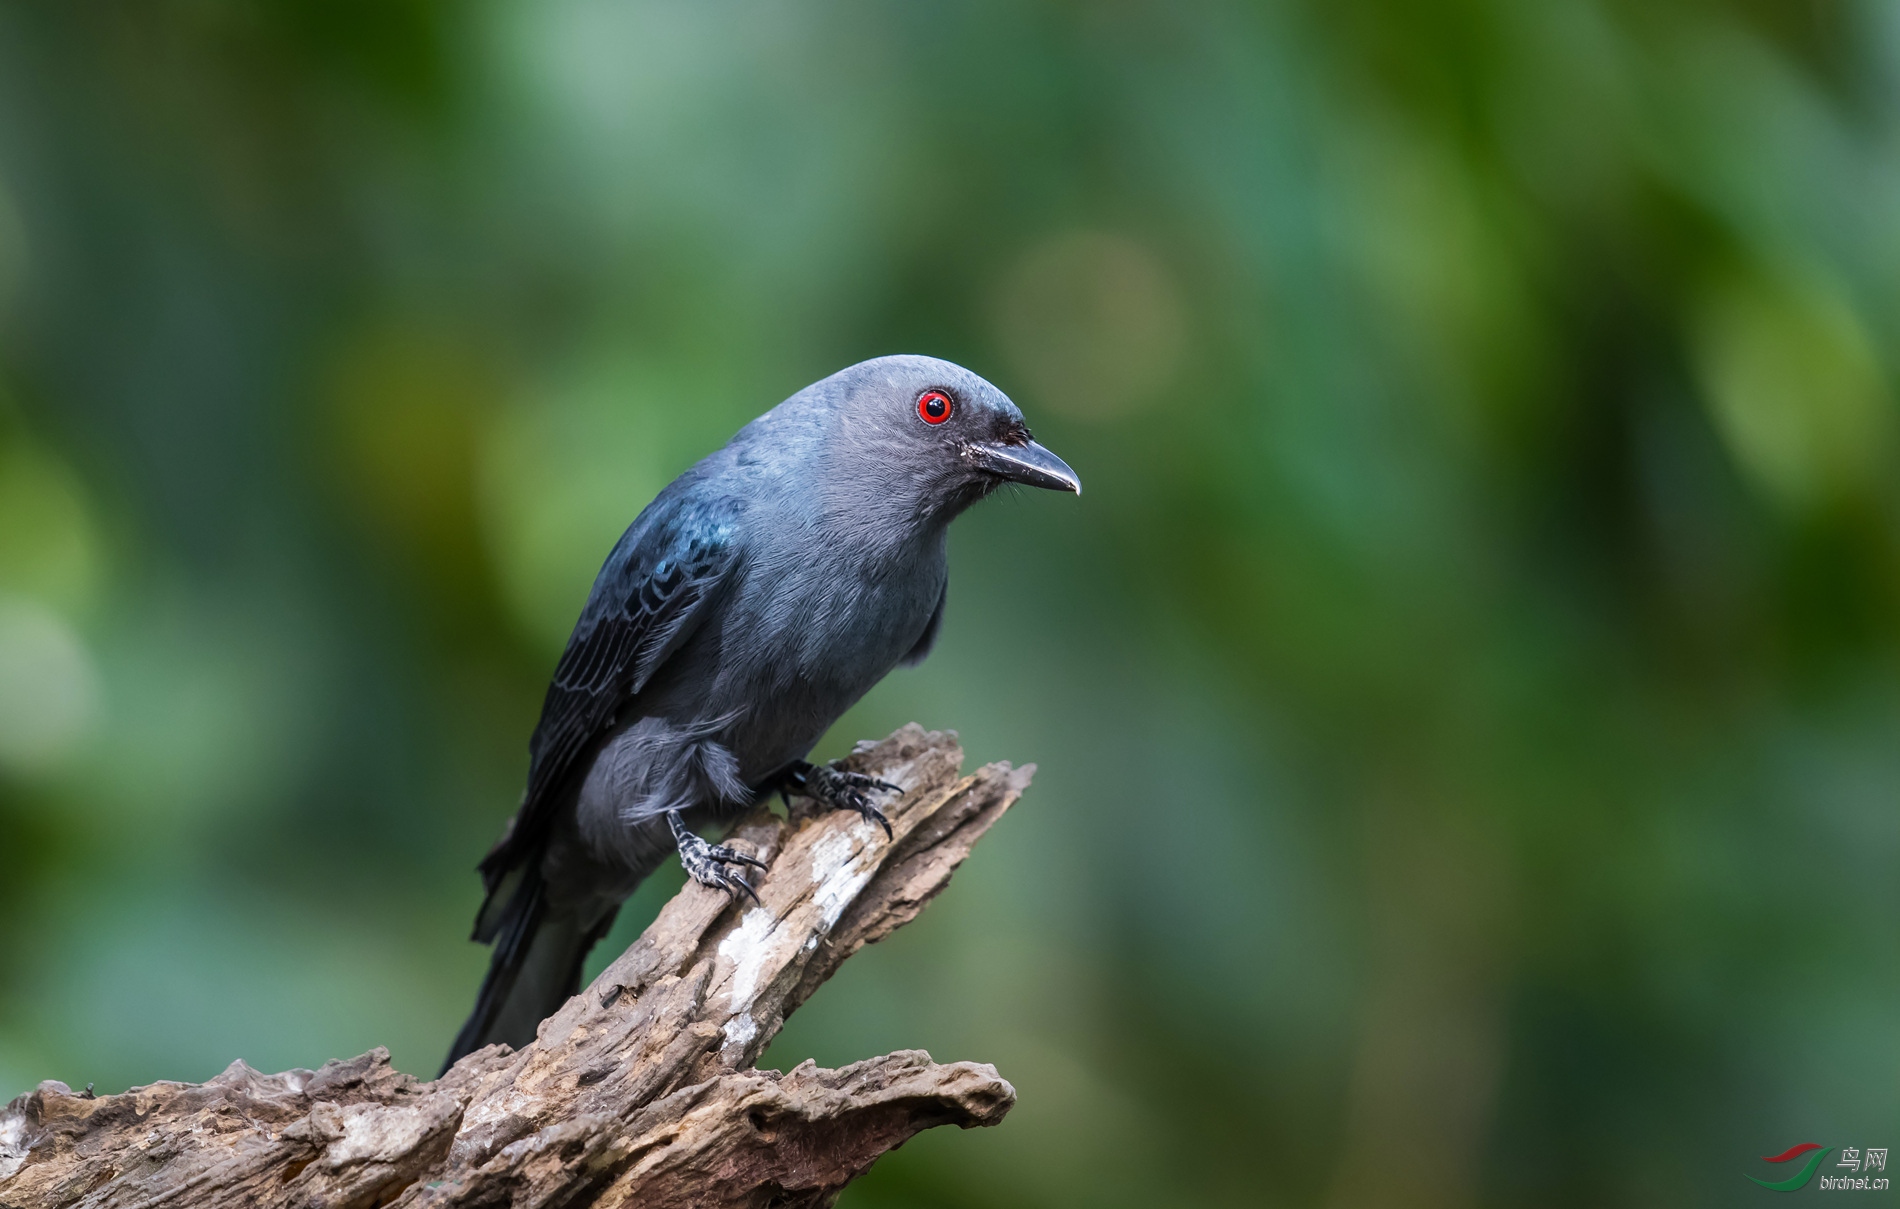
[477,496,743,898]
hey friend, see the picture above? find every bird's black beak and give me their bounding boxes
[965,439,1082,495]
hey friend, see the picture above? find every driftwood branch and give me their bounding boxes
[0,725,1031,1208]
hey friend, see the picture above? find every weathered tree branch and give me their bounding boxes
[0,726,1030,1208]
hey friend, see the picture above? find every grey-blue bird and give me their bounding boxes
[444,354,1079,1068]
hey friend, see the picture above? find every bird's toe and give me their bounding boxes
[778,761,903,838]
[706,843,768,871]
[675,824,767,903]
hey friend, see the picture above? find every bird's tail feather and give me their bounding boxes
[442,871,615,1074]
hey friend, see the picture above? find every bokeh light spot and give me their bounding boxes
[479,362,668,654]
[993,231,1186,422]
[1692,261,1893,510]
[0,595,99,775]
[0,435,101,616]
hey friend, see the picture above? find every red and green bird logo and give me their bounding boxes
[1746,1143,1833,1191]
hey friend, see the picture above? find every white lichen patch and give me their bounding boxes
[809,820,878,929]
[717,907,777,1007]
[721,1012,759,1058]
[326,1103,438,1168]
[0,1107,28,1182]
[460,1088,532,1133]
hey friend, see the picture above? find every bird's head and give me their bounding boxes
[790,354,1080,528]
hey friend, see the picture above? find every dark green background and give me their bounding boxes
[1,2,1896,1204]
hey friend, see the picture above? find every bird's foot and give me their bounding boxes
[779,760,902,839]
[667,809,766,904]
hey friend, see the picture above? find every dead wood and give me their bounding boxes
[0,725,1029,1209]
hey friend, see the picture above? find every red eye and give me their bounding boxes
[917,390,952,425]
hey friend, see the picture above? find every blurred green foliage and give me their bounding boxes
[2,2,1898,1205]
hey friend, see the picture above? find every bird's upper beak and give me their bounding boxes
[965,439,1082,495]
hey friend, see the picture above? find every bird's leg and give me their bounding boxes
[667,809,767,904]
[777,760,902,839]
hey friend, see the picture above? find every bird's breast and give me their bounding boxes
[757,538,942,677]
[691,529,946,777]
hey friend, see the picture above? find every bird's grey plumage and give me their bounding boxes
[445,354,1078,1069]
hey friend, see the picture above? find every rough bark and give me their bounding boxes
[0,725,1029,1209]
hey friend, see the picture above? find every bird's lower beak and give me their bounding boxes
[965,439,1082,494]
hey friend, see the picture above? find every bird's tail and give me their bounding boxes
[440,869,615,1074]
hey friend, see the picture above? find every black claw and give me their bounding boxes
[725,871,761,905]
[708,844,768,871]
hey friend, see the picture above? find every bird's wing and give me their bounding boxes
[476,496,742,898]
